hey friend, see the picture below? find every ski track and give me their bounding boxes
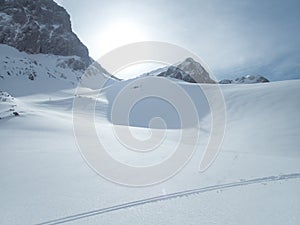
[35,173,300,225]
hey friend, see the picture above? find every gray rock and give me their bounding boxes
[0,0,91,67]
[219,79,233,84]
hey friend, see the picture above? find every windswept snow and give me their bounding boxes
[0,73,299,224]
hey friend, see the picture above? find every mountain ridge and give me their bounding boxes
[219,75,269,84]
[140,58,269,84]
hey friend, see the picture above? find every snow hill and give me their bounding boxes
[0,72,299,224]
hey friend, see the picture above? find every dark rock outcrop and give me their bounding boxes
[0,0,91,67]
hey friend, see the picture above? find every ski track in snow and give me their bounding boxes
[35,173,300,225]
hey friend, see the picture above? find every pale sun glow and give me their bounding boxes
[96,20,148,56]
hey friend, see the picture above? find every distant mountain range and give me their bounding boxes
[219,75,269,84]
[140,58,269,84]
[0,0,269,92]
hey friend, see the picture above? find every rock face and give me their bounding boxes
[0,0,91,67]
[219,75,270,84]
[143,57,216,83]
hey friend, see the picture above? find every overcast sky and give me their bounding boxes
[55,0,300,81]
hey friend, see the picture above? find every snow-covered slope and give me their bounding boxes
[0,77,299,224]
[0,44,117,96]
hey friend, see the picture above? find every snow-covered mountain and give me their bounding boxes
[140,58,269,85]
[219,75,270,84]
[0,0,118,96]
[141,57,216,83]
[0,0,91,67]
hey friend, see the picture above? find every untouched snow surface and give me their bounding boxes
[0,70,300,224]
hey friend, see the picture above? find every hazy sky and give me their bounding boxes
[54,0,300,81]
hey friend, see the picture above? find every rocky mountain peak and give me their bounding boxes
[156,57,216,83]
[0,0,91,67]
